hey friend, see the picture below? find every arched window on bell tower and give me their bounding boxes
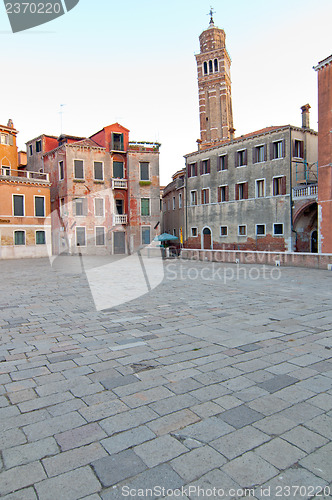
[203,61,208,75]
[214,58,218,72]
[209,60,213,73]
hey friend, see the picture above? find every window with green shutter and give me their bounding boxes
[14,231,25,245]
[141,198,150,216]
[36,231,46,245]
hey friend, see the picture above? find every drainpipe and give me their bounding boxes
[185,159,188,246]
[289,127,297,251]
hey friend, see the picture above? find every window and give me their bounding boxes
[96,227,105,246]
[35,140,42,153]
[0,133,10,145]
[209,60,213,73]
[74,198,87,216]
[35,196,45,217]
[203,62,208,75]
[111,133,124,151]
[256,224,266,236]
[190,190,197,206]
[95,198,104,217]
[94,161,103,181]
[238,225,247,236]
[13,195,24,216]
[191,227,198,237]
[113,161,124,179]
[218,154,228,171]
[74,160,84,179]
[272,141,284,159]
[60,198,66,217]
[173,228,176,236]
[273,176,286,196]
[235,182,248,200]
[179,193,182,209]
[141,198,150,216]
[140,162,149,181]
[218,185,229,202]
[220,226,228,236]
[188,162,197,177]
[236,149,247,167]
[201,188,209,204]
[36,230,46,245]
[214,58,218,72]
[200,159,210,175]
[293,139,304,158]
[256,179,265,198]
[59,161,64,180]
[14,231,25,245]
[172,197,175,210]
[142,226,150,245]
[76,227,86,246]
[274,223,284,235]
[116,199,124,215]
[254,145,265,163]
[29,144,33,156]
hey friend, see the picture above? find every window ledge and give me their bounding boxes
[73,179,85,183]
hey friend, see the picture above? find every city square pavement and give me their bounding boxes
[0,255,331,500]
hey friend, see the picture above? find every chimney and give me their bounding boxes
[229,127,236,141]
[301,104,311,129]
[196,138,202,151]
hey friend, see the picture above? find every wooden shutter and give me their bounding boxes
[244,182,249,199]
[252,147,256,164]
[187,164,191,178]
[224,154,228,170]
[193,162,197,176]
[200,161,203,175]
[235,184,239,200]
[270,142,274,160]
[225,185,229,201]
[206,190,209,203]
[264,144,267,161]
[207,159,210,174]
[282,139,286,157]
[292,140,296,158]
[201,190,204,204]
[281,176,287,195]
[300,141,304,159]
[218,187,221,203]
[244,149,248,165]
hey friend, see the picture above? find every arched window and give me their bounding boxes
[214,59,218,72]
[203,62,208,75]
[209,60,213,73]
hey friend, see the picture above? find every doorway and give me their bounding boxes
[113,231,126,254]
[311,230,318,253]
[202,227,212,250]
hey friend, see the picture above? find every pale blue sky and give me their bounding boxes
[1,0,331,184]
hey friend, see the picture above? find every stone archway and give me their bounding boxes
[202,227,212,250]
[293,201,317,252]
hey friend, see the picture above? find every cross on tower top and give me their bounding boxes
[208,7,215,24]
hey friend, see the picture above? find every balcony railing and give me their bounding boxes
[293,184,318,199]
[112,178,128,189]
[113,214,128,225]
[0,168,49,182]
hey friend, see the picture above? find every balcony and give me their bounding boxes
[293,184,318,200]
[112,178,128,189]
[113,214,128,225]
[0,168,49,182]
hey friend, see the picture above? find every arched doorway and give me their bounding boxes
[311,230,318,253]
[202,227,212,250]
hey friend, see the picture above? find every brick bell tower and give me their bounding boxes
[195,9,234,145]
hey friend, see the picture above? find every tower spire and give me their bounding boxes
[208,7,215,26]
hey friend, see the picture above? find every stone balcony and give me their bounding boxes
[113,214,128,225]
[293,184,318,200]
[0,168,50,183]
[112,178,128,189]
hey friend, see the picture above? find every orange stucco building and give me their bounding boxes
[0,119,18,171]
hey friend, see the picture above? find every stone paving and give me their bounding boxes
[0,255,331,499]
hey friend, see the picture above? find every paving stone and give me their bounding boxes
[185,469,242,500]
[282,425,328,453]
[23,411,86,441]
[172,416,234,444]
[122,386,174,408]
[165,377,203,394]
[0,428,27,450]
[99,374,138,390]
[149,393,199,416]
[221,452,278,488]
[147,409,200,436]
[42,443,108,477]
[134,435,187,467]
[304,414,332,439]
[2,437,59,468]
[277,402,324,424]
[101,425,155,455]
[99,406,158,435]
[309,393,332,411]
[170,445,226,482]
[299,442,332,481]
[247,394,291,416]
[257,374,299,393]
[55,422,107,451]
[35,466,101,500]
[253,414,297,435]
[92,450,147,487]
[78,400,128,422]
[211,426,270,459]
[213,395,243,410]
[1,487,38,500]
[216,404,264,429]
[0,461,46,496]
[255,437,306,469]
[102,464,184,499]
